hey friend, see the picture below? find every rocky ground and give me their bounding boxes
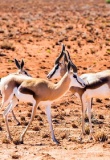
[0,0,110,159]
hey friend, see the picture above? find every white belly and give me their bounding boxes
[85,84,110,99]
[14,87,35,104]
[14,87,51,107]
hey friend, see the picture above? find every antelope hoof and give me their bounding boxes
[89,136,93,141]
[7,135,13,141]
[83,133,86,136]
[20,136,24,144]
[20,140,24,144]
[17,122,21,126]
[53,138,60,145]
[78,136,83,141]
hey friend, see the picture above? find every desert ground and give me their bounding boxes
[0,0,110,159]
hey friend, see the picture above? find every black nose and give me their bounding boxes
[47,74,50,79]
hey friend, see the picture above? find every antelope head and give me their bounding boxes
[47,47,85,88]
[47,44,68,79]
[66,53,85,88]
[14,59,31,77]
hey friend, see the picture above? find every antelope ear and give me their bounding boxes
[62,43,65,52]
[66,50,77,73]
[67,61,71,72]
[55,43,66,64]
[14,59,21,69]
[64,52,68,63]
[71,61,77,73]
[20,60,24,69]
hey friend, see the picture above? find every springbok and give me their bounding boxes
[0,59,31,126]
[4,61,85,144]
[47,44,110,140]
[0,44,65,141]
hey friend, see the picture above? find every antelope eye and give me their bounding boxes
[24,71,28,75]
[59,62,61,65]
[73,74,77,78]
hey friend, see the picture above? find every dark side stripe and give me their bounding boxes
[19,87,35,97]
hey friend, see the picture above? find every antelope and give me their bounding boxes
[0,44,65,141]
[47,44,110,140]
[4,60,85,144]
[0,59,31,126]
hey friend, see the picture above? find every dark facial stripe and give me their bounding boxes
[73,74,83,87]
[49,64,59,78]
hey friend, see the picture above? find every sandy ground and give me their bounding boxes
[0,0,110,159]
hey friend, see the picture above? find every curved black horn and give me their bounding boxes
[64,51,68,62]
[66,50,77,73]
[14,59,21,69]
[55,43,65,64]
[20,59,24,69]
[70,61,77,73]
[65,50,72,62]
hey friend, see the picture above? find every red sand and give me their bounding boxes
[0,0,110,159]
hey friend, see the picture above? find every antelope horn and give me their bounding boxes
[55,43,65,64]
[65,50,72,62]
[71,61,77,73]
[66,50,77,73]
[64,51,68,62]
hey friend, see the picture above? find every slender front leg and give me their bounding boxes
[20,100,36,143]
[86,98,93,140]
[79,97,87,141]
[11,110,20,125]
[4,110,12,141]
[3,97,19,141]
[0,92,14,109]
[45,105,59,144]
[0,96,11,109]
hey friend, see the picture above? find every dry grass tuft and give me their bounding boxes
[1,41,15,51]
[21,121,28,126]
[72,123,78,128]
[98,114,104,119]
[42,133,49,138]
[85,126,90,135]
[2,119,5,123]
[27,112,31,117]
[68,136,77,142]
[96,98,102,103]
[105,104,110,108]
[20,116,25,121]
[32,126,40,131]
[2,138,10,144]
[40,111,45,115]
[35,115,42,121]
[39,122,43,126]
[11,154,21,159]
[106,0,110,4]
[0,124,3,131]
[60,132,67,139]
[95,131,108,142]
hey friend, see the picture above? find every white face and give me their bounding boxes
[47,64,61,79]
[69,73,86,88]
[18,70,31,77]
